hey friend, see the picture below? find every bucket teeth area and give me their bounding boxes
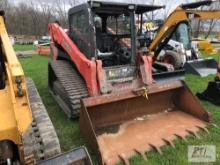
[119,154,130,165]
[162,138,175,148]
[197,126,210,134]
[134,149,148,161]
[97,111,208,165]
[186,129,200,139]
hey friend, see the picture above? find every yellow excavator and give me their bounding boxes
[0,11,92,165]
[146,0,220,77]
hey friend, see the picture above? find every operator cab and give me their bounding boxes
[170,22,199,60]
[68,0,163,67]
[93,11,132,66]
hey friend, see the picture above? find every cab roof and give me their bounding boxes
[69,0,164,15]
[89,0,164,14]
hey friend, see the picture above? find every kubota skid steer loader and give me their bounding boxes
[48,1,212,165]
[0,11,92,165]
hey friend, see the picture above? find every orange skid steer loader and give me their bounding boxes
[48,1,212,164]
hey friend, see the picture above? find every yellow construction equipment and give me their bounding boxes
[148,0,220,77]
[0,11,92,165]
[193,39,217,54]
[0,12,35,164]
[149,2,220,56]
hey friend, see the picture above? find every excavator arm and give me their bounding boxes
[149,1,220,61]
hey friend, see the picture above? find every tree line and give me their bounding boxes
[0,0,76,38]
[0,0,219,39]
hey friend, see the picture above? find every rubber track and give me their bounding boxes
[49,60,88,118]
[22,78,61,164]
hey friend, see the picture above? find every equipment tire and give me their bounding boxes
[163,50,184,69]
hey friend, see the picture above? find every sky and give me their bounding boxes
[12,0,194,9]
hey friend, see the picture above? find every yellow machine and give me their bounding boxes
[0,11,92,165]
[147,0,220,77]
[0,10,60,165]
[193,39,217,54]
[0,14,32,135]
[149,2,220,56]
[0,11,32,162]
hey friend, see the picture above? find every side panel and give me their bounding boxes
[49,23,99,96]
[0,16,32,144]
[68,5,96,59]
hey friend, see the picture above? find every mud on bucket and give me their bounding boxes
[80,81,211,165]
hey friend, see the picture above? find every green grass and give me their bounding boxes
[201,51,219,61]
[19,54,220,165]
[13,44,36,51]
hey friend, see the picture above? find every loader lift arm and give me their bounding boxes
[149,0,220,61]
[48,24,99,96]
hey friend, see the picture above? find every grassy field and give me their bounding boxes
[16,45,220,165]
[13,44,36,51]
